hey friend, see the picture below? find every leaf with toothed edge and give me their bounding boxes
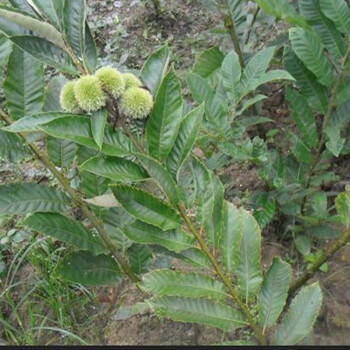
[4,45,44,121]
[147,296,247,331]
[166,104,204,179]
[146,68,184,161]
[22,212,107,255]
[0,183,70,215]
[58,251,122,285]
[135,153,180,205]
[139,45,170,96]
[110,185,182,231]
[258,257,292,330]
[273,283,323,345]
[141,270,227,300]
[121,220,194,253]
[91,108,108,149]
[80,156,148,183]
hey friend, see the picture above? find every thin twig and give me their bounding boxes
[244,6,261,45]
[289,228,350,296]
[217,0,245,68]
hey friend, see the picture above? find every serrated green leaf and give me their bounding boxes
[167,104,204,178]
[236,208,263,302]
[80,156,148,182]
[47,136,77,168]
[146,68,183,160]
[10,35,77,74]
[147,296,246,331]
[328,99,350,129]
[259,257,292,331]
[110,185,181,231]
[250,69,295,90]
[135,153,180,205]
[22,212,106,254]
[122,220,194,253]
[237,96,268,117]
[43,75,68,112]
[325,126,345,157]
[290,133,313,164]
[3,112,70,133]
[0,183,70,215]
[253,0,309,27]
[221,50,241,103]
[77,147,109,200]
[191,157,221,246]
[238,46,276,99]
[127,223,192,252]
[91,108,107,148]
[127,244,152,274]
[103,126,134,157]
[63,0,86,59]
[193,46,225,80]
[83,23,97,73]
[294,235,312,256]
[286,88,318,149]
[0,129,29,162]
[141,270,227,300]
[179,247,212,269]
[9,0,36,15]
[204,175,224,248]
[40,116,133,157]
[187,72,230,138]
[221,202,242,274]
[58,251,122,285]
[310,191,328,218]
[335,76,350,105]
[102,207,133,247]
[40,115,95,147]
[283,48,329,114]
[30,0,63,31]
[4,46,44,121]
[300,0,345,58]
[0,36,12,88]
[335,190,350,228]
[308,224,340,240]
[139,45,170,96]
[320,0,350,37]
[0,5,65,48]
[289,27,333,87]
[252,192,276,229]
[273,283,323,345]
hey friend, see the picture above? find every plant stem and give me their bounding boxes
[289,227,350,296]
[63,41,88,75]
[244,6,260,45]
[178,203,266,345]
[218,0,245,68]
[0,111,140,283]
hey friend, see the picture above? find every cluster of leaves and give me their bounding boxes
[246,0,350,258]
[197,0,259,47]
[0,0,349,346]
[189,0,350,264]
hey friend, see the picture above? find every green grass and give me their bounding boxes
[0,235,101,345]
